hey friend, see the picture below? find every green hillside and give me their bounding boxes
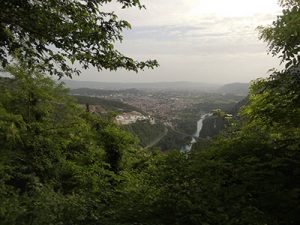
[123,120,166,147]
[73,95,144,114]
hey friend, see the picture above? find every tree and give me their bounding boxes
[258,0,300,69]
[0,0,158,78]
[178,1,300,224]
[0,64,143,225]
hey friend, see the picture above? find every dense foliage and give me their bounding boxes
[0,65,144,224]
[259,0,300,69]
[0,0,158,77]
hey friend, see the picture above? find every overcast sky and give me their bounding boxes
[74,0,282,84]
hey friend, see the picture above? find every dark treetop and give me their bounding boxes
[0,0,158,78]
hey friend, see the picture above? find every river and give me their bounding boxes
[181,113,212,152]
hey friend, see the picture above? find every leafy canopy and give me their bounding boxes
[259,0,300,69]
[0,0,158,78]
[0,64,145,225]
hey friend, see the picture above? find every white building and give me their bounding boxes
[115,111,148,125]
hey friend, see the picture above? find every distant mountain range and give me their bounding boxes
[62,80,249,95]
[1,72,249,95]
[62,80,221,91]
[217,82,250,96]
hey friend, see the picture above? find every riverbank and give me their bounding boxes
[181,113,212,152]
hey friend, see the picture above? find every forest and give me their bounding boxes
[0,0,299,225]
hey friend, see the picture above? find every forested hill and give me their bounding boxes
[217,82,249,95]
[199,96,249,139]
[73,95,144,114]
[123,120,166,147]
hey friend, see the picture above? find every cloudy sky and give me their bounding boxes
[76,0,282,84]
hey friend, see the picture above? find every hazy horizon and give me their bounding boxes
[63,79,247,85]
[62,80,250,93]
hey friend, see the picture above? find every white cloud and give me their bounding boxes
[79,0,282,83]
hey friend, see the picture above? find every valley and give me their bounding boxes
[71,83,248,151]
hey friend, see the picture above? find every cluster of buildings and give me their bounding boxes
[125,96,192,121]
[115,111,155,125]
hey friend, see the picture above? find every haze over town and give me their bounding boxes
[69,0,282,84]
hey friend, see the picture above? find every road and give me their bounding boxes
[145,127,168,149]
